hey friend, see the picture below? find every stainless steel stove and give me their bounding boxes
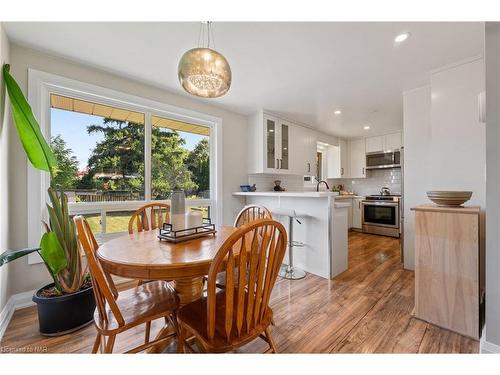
[361,194,401,237]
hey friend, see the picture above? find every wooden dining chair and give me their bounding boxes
[210,205,274,290]
[128,203,171,285]
[128,203,170,234]
[177,218,287,353]
[74,215,180,354]
[234,205,272,227]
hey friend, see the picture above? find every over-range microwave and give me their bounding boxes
[366,150,401,170]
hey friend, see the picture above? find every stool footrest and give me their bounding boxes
[279,265,306,280]
[290,241,304,247]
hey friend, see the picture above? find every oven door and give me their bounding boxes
[362,201,399,228]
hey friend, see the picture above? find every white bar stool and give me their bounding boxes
[272,208,309,280]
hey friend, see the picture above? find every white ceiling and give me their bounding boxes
[4,22,484,138]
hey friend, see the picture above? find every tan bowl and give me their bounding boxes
[426,191,472,206]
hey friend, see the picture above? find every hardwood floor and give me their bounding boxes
[0,232,479,354]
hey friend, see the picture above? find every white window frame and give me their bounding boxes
[27,69,223,264]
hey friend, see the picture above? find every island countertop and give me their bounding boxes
[233,191,364,199]
[232,191,339,198]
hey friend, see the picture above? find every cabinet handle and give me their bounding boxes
[280,159,283,169]
[276,158,279,169]
[341,167,344,176]
[307,162,311,173]
[362,167,365,175]
[358,201,360,209]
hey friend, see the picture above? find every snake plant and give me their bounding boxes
[0,63,87,294]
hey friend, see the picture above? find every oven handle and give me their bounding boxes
[361,201,399,207]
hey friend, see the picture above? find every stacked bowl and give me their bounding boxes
[426,191,472,207]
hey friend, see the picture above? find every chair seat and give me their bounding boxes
[95,280,179,334]
[178,289,273,352]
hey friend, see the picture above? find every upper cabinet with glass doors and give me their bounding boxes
[248,110,322,175]
[249,111,294,174]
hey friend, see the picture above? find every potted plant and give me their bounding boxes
[0,64,95,336]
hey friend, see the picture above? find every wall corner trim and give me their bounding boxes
[0,290,36,341]
[480,326,500,353]
[480,338,500,354]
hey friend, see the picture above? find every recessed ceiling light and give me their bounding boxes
[334,110,342,115]
[394,32,411,43]
[363,125,371,130]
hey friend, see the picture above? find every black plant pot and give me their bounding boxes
[32,283,96,336]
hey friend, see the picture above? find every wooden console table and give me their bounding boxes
[412,204,482,339]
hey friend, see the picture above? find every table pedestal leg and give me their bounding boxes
[174,276,205,305]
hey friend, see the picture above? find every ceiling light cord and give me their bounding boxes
[198,21,214,49]
[210,22,216,50]
[207,22,211,49]
[197,22,203,48]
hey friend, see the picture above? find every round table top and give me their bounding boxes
[97,226,238,280]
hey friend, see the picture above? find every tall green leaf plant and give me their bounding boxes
[0,64,87,294]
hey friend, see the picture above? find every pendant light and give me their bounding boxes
[178,22,232,98]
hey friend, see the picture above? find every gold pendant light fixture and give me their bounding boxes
[178,22,232,98]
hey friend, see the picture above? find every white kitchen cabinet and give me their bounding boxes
[336,197,353,228]
[306,129,318,175]
[291,124,317,175]
[326,145,341,178]
[248,111,296,174]
[352,197,363,229]
[384,132,402,151]
[277,119,291,172]
[339,139,349,178]
[349,138,366,178]
[365,132,402,153]
[365,136,384,153]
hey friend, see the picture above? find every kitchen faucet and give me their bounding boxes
[316,180,330,192]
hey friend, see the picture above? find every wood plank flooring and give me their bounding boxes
[0,232,479,353]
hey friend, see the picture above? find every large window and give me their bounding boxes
[50,95,145,202]
[46,94,214,236]
[151,115,210,200]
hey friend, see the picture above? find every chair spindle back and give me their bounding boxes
[128,203,170,234]
[234,205,272,227]
[206,219,287,341]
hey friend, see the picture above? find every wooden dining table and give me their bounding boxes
[97,226,238,304]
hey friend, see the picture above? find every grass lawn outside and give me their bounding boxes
[84,206,209,235]
[85,212,132,234]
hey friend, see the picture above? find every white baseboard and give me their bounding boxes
[480,326,500,353]
[481,338,500,353]
[0,290,36,341]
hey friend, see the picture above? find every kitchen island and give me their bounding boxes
[233,191,351,279]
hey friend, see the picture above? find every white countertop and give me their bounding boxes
[233,191,339,198]
[233,191,366,198]
[334,195,365,199]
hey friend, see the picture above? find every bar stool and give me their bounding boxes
[272,208,309,280]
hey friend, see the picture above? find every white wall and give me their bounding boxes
[5,44,248,297]
[430,59,486,209]
[0,23,12,312]
[402,86,431,270]
[484,23,500,350]
[402,58,485,274]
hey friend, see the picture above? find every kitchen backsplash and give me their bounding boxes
[246,168,401,195]
[247,174,307,192]
[328,168,402,196]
